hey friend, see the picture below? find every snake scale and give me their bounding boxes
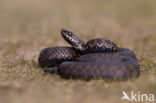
[38,29,140,80]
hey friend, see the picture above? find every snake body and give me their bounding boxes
[38,29,140,80]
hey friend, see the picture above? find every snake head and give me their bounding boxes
[61,29,86,51]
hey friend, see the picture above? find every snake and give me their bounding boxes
[38,29,140,80]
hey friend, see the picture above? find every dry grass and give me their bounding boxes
[0,0,156,103]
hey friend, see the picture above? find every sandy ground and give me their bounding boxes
[0,0,156,103]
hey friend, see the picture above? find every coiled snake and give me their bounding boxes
[38,29,140,80]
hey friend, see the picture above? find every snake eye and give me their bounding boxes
[68,32,72,35]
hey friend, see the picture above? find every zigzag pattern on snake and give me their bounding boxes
[38,29,140,80]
